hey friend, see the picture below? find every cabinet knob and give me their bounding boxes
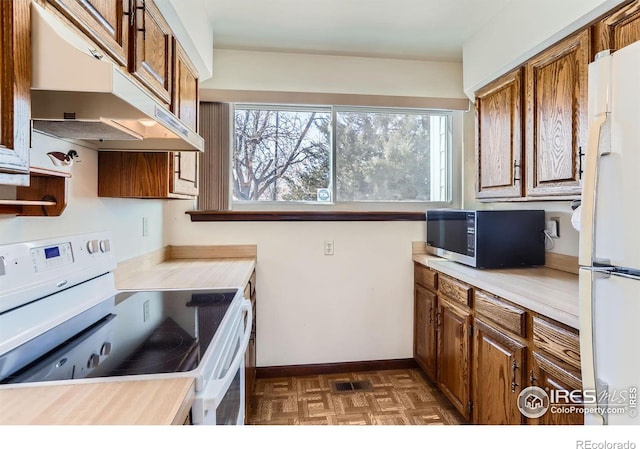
[87,353,100,369]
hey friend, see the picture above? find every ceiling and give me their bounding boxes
[195,0,514,61]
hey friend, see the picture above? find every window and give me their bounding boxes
[232,104,452,206]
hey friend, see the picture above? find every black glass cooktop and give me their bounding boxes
[91,289,239,378]
[0,288,240,384]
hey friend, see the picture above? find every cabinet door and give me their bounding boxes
[437,299,472,421]
[170,152,198,196]
[169,41,199,197]
[475,68,523,199]
[48,0,130,67]
[414,285,437,382]
[130,0,172,105]
[594,1,640,55]
[529,351,584,425]
[0,0,30,186]
[472,319,527,424]
[525,29,589,197]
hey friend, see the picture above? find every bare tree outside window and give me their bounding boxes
[233,107,331,202]
[232,105,450,204]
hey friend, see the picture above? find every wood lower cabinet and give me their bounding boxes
[414,285,437,382]
[525,29,589,197]
[437,298,472,421]
[529,351,584,425]
[412,262,582,425]
[98,151,197,199]
[475,68,523,199]
[130,0,173,105]
[47,0,130,67]
[0,0,30,186]
[472,319,527,424]
[594,0,640,56]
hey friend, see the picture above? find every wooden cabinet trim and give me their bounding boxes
[475,67,524,199]
[0,0,31,181]
[414,284,438,382]
[594,0,640,55]
[47,0,130,67]
[438,274,472,308]
[525,29,590,197]
[472,318,527,424]
[475,290,527,337]
[532,316,581,370]
[414,263,438,291]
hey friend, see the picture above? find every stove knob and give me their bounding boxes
[100,342,112,356]
[86,240,100,254]
[99,239,111,253]
[87,353,100,369]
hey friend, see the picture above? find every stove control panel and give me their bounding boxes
[31,242,74,273]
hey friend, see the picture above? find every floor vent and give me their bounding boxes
[331,380,373,393]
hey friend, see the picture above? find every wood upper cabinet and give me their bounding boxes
[472,319,527,424]
[529,351,584,425]
[437,298,472,421]
[130,0,173,105]
[0,0,30,186]
[414,285,437,382]
[170,39,199,197]
[98,151,196,199]
[594,0,640,55]
[47,0,130,67]
[525,29,590,197]
[475,68,524,199]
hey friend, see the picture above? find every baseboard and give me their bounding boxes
[256,358,418,379]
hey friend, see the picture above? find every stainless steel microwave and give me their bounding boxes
[425,209,545,269]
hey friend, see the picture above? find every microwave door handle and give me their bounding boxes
[200,300,252,410]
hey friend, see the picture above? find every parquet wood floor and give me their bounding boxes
[247,368,463,425]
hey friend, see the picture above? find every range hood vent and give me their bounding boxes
[30,3,203,152]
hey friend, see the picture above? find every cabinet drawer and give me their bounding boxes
[475,290,526,337]
[533,317,580,370]
[414,263,437,291]
[438,274,472,308]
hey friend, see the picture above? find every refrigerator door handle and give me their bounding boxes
[579,269,606,425]
[579,113,607,267]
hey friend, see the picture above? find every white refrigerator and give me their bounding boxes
[579,40,640,425]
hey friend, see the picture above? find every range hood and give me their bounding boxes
[30,3,203,152]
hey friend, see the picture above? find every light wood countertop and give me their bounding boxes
[115,258,256,290]
[0,378,194,425]
[413,254,579,329]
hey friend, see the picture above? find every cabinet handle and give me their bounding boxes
[529,370,537,386]
[578,146,585,179]
[513,160,521,182]
[136,0,146,38]
[435,310,441,330]
[511,359,520,393]
[429,304,433,324]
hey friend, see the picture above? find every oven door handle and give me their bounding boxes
[199,299,252,411]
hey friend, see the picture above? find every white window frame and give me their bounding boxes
[229,104,462,212]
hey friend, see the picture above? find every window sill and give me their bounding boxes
[187,210,426,222]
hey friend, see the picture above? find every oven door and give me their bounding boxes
[191,299,252,425]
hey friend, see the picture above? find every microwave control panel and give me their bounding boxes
[466,212,476,257]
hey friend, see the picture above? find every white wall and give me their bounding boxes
[462,0,626,98]
[164,200,424,367]
[0,133,167,263]
[202,49,466,98]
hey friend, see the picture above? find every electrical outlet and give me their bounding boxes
[324,240,334,256]
[545,219,559,238]
[143,300,150,322]
[142,217,149,237]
